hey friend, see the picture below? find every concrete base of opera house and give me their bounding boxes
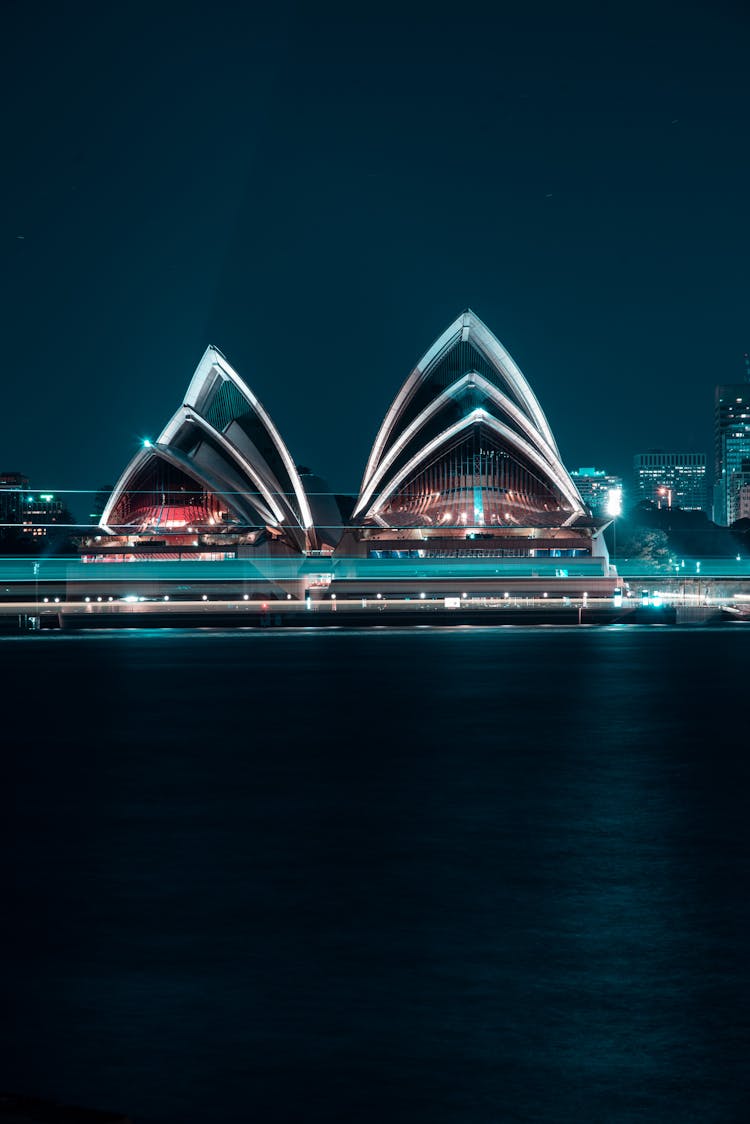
[0,553,620,615]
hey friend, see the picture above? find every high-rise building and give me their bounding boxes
[714,359,750,525]
[728,458,750,524]
[570,467,623,516]
[633,451,707,511]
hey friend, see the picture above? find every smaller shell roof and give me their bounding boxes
[101,347,316,550]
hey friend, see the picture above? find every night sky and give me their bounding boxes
[3,0,749,505]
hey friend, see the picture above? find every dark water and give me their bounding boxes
[2,627,749,1123]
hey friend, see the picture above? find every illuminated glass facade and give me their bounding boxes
[570,468,624,516]
[714,383,750,525]
[633,451,707,512]
[728,459,750,524]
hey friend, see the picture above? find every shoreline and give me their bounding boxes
[2,603,745,634]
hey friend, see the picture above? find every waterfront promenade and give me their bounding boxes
[1,555,749,599]
[0,594,745,632]
[1,555,749,631]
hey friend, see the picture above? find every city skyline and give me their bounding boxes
[3,1,749,494]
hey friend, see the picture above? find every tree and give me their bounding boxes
[617,526,671,564]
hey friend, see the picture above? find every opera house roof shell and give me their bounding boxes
[102,346,317,551]
[355,310,584,531]
[101,311,591,555]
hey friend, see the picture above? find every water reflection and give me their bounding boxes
[2,629,749,1122]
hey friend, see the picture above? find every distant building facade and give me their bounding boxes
[0,472,28,535]
[633,451,707,512]
[0,472,65,542]
[570,467,623,516]
[728,458,750,524]
[714,372,750,525]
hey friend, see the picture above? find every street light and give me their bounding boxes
[606,487,622,564]
[657,486,673,510]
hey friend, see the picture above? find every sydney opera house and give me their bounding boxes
[92,311,616,593]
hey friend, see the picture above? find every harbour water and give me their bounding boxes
[2,627,749,1122]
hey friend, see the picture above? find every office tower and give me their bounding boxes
[714,358,750,525]
[633,451,707,511]
[728,457,750,524]
[570,467,623,515]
